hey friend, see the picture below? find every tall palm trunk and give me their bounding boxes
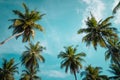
[100,35,113,53]
[0,31,24,46]
[102,35,120,64]
[73,71,77,80]
[99,33,108,48]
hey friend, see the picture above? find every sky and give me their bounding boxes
[0,0,120,80]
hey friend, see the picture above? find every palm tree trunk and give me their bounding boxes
[73,71,77,80]
[100,35,108,48]
[102,36,120,64]
[0,31,24,46]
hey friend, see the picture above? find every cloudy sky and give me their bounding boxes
[0,0,120,80]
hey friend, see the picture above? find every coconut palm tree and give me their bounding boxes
[105,39,120,64]
[20,68,41,80]
[21,42,45,71]
[81,65,109,80]
[78,14,118,50]
[0,58,18,80]
[0,3,44,46]
[108,63,120,80]
[113,1,120,14]
[58,45,86,80]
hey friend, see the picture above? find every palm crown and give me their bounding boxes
[21,42,45,71]
[108,63,120,80]
[78,14,118,50]
[81,65,108,80]
[9,3,44,42]
[105,39,120,64]
[58,45,86,80]
[0,58,18,80]
[20,68,41,80]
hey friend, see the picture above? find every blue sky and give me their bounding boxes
[0,0,120,80]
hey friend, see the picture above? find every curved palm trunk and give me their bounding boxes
[73,71,77,80]
[102,36,120,64]
[99,34,108,48]
[0,31,24,46]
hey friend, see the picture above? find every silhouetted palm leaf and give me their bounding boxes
[105,39,120,64]
[113,1,120,14]
[108,63,120,80]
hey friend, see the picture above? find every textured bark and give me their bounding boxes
[73,71,77,80]
[0,31,24,46]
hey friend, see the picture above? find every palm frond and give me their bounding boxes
[12,10,25,19]
[38,55,45,63]
[101,16,113,26]
[58,45,86,77]
[22,3,29,15]
[77,28,92,34]
[33,23,44,31]
[21,42,45,69]
[113,1,120,14]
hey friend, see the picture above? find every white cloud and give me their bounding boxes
[0,38,26,54]
[40,40,52,55]
[41,70,69,78]
[82,0,105,20]
[77,0,105,30]
[37,16,63,56]
[45,29,63,56]
[76,8,82,15]
[112,0,119,10]
[70,0,106,59]
[112,0,120,24]
[82,0,91,4]
[114,11,120,24]
[71,34,82,44]
[78,0,105,29]
[73,0,105,44]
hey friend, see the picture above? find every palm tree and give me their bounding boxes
[0,3,44,46]
[58,45,86,80]
[81,65,109,80]
[20,68,41,80]
[108,63,120,80]
[0,58,18,80]
[78,14,118,50]
[105,39,120,64]
[113,1,120,14]
[21,42,45,71]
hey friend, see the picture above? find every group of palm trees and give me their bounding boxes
[0,1,120,80]
[58,2,120,80]
[0,3,45,80]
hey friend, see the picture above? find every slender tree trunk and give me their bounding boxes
[30,66,34,80]
[0,31,24,46]
[102,36,120,65]
[73,71,77,80]
[100,35,108,48]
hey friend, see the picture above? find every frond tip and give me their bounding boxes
[113,1,120,14]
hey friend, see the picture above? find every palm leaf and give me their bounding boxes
[101,16,113,26]
[12,10,25,19]
[33,23,44,31]
[22,3,29,15]
[113,1,120,14]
